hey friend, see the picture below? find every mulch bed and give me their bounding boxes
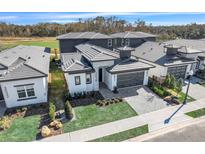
[70,91,104,107]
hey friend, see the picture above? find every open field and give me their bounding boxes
[0,37,59,54]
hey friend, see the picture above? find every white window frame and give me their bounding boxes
[86,73,92,84]
[108,39,112,47]
[125,38,130,46]
[121,39,124,46]
[16,85,36,100]
[75,76,81,85]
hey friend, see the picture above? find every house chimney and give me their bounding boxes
[116,46,134,59]
[164,44,180,55]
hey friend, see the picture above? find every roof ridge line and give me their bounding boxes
[77,32,88,38]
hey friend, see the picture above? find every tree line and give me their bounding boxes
[0,16,205,40]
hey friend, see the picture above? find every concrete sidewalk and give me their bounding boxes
[41,98,205,142]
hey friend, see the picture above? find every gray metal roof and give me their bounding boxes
[110,31,157,38]
[61,52,93,73]
[0,45,50,82]
[107,58,154,74]
[133,41,196,66]
[165,39,205,53]
[75,43,119,62]
[57,32,112,40]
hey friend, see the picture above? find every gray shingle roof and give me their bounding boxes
[133,41,196,66]
[110,31,157,38]
[61,52,93,73]
[0,45,50,82]
[75,43,119,62]
[107,58,154,73]
[57,32,112,40]
[165,39,205,53]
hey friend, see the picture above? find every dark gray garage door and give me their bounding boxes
[117,71,144,88]
[167,65,187,79]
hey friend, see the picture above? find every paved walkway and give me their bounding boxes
[100,86,168,114]
[183,76,205,100]
[41,98,205,142]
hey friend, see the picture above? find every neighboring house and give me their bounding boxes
[110,31,157,48]
[0,45,50,108]
[57,32,114,52]
[133,39,205,79]
[58,32,155,95]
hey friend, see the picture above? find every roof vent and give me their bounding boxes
[28,57,31,59]
[42,55,45,58]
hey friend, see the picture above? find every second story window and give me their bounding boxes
[108,39,112,47]
[75,76,81,85]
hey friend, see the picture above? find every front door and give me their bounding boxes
[0,87,4,103]
[99,68,103,82]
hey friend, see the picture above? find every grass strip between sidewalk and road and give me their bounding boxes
[186,108,205,118]
[90,124,148,142]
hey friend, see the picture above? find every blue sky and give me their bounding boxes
[0,12,205,26]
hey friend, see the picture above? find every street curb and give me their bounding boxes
[125,116,205,142]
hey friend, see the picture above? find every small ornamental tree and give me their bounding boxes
[64,100,73,120]
[170,75,176,89]
[164,74,171,87]
[176,78,183,96]
[49,101,56,121]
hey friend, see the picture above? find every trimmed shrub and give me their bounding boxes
[0,116,11,131]
[114,98,120,103]
[49,102,56,122]
[82,91,86,98]
[64,100,73,120]
[118,97,123,102]
[63,91,72,101]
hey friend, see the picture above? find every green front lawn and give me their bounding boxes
[0,115,40,142]
[91,124,148,142]
[63,102,137,133]
[186,108,205,118]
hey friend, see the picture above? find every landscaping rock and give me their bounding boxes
[49,120,63,129]
[41,126,51,137]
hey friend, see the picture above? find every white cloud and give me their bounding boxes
[0,16,17,20]
[48,19,78,23]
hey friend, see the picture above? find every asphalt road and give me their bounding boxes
[145,119,205,142]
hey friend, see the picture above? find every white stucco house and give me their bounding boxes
[133,39,205,80]
[0,45,50,108]
[61,44,154,96]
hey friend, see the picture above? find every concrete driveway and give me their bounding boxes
[183,76,205,100]
[100,86,169,115]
